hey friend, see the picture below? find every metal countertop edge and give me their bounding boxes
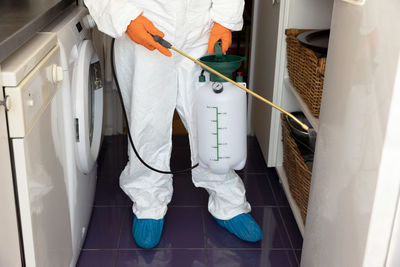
[0,0,75,63]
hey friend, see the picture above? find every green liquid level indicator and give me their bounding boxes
[207,106,228,161]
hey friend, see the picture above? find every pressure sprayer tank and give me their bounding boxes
[196,43,247,174]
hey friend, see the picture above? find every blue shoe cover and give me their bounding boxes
[214,213,263,242]
[132,215,164,249]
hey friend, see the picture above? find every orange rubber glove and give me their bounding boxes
[208,23,232,54]
[126,15,172,57]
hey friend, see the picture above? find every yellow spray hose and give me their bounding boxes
[153,35,309,131]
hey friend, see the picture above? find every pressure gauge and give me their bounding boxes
[212,82,224,94]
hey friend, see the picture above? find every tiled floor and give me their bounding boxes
[77,135,303,267]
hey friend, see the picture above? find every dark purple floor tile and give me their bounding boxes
[97,165,125,181]
[170,174,208,206]
[170,148,192,172]
[94,178,131,206]
[82,207,127,249]
[97,136,128,179]
[76,250,117,267]
[119,207,205,249]
[207,249,298,267]
[170,135,191,171]
[204,207,291,249]
[239,173,276,206]
[242,154,268,173]
[288,250,299,266]
[280,208,303,249]
[97,152,127,178]
[267,169,290,206]
[116,249,207,267]
[172,134,190,148]
[295,250,302,264]
[236,140,268,173]
[247,136,260,150]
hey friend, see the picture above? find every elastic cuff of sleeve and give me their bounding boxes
[115,5,143,37]
[211,18,243,32]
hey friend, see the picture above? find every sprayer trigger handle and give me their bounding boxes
[152,35,172,49]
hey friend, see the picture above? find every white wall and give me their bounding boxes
[250,0,281,163]
[302,0,400,266]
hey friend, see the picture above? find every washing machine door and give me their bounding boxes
[72,40,103,174]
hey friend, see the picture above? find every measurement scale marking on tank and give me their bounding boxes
[207,106,230,161]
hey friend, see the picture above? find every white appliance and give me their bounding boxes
[0,58,23,267]
[1,32,73,267]
[43,6,104,266]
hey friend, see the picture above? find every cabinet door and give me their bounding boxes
[251,0,281,164]
[0,70,22,266]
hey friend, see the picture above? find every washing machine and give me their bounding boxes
[43,6,104,266]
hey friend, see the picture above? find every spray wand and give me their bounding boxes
[153,35,309,132]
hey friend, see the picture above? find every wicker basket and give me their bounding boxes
[281,114,312,223]
[285,29,326,118]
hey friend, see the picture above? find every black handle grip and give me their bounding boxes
[152,35,172,49]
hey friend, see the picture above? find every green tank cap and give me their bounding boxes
[199,74,206,82]
[199,42,246,82]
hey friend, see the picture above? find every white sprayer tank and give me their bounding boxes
[196,78,247,174]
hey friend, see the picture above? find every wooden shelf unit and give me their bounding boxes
[284,77,319,132]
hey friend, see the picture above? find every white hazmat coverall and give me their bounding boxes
[84,0,251,220]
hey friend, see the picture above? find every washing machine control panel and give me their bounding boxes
[5,46,62,138]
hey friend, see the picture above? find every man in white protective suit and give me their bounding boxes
[84,0,263,249]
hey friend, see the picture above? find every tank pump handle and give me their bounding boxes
[152,35,310,131]
[214,42,223,60]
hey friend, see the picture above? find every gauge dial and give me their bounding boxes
[212,82,224,93]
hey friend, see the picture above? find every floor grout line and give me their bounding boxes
[200,208,209,267]
[81,247,299,251]
[93,205,132,208]
[113,207,129,267]
[237,171,271,175]
[168,205,290,208]
[169,171,274,177]
[267,176,300,266]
